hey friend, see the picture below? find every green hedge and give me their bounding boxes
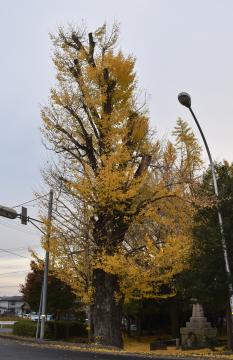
[14,320,36,337]
[13,320,87,339]
[47,320,87,339]
[13,320,51,338]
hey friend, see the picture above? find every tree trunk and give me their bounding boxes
[126,316,131,336]
[92,268,123,348]
[136,315,142,342]
[87,305,94,342]
[226,301,233,350]
[169,299,180,338]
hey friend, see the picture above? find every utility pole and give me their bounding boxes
[36,283,43,339]
[40,189,53,340]
[0,192,53,340]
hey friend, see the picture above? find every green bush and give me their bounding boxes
[47,320,87,339]
[13,320,51,338]
[13,320,37,337]
[13,319,87,340]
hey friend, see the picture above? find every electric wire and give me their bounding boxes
[0,248,29,259]
[0,270,28,277]
[0,248,26,258]
[0,218,37,232]
[0,247,27,251]
[0,219,39,236]
[0,253,24,258]
[0,254,14,258]
[0,195,48,292]
[12,193,49,209]
[0,247,40,258]
[0,246,42,261]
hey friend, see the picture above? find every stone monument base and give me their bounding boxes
[180,301,217,348]
[180,327,217,348]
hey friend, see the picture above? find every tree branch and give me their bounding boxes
[64,106,98,172]
[71,32,86,52]
[88,32,96,67]
[55,123,87,151]
[103,68,116,114]
[134,154,152,178]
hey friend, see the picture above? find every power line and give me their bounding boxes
[12,193,49,209]
[0,271,28,277]
[1,246,40,251]
[0,247,41,260]
[0,248,29,259]
[0,253,22,258]
[0,247,40,259]
[0,221,38,235]
[0,246,42,260]
[2,247,29,251]
[0,220,39,236]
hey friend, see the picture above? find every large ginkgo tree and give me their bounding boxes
[41,24,202,347]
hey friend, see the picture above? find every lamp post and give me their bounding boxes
[0,191,53,340]
[40,189,53,340]
[178,92,233,316]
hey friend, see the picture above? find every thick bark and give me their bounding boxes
[87,305,94,342]
[126,316,131,336]
[136,314,142,342]
[92,268,123,348]
[226,301,233,350]
[169,299,180,338]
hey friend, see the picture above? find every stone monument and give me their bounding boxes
[180,300,217,348]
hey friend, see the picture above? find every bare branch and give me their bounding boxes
[88,32,96,67]
[103,68,116,114]
[55,123,87,151]
[134,154,152,178]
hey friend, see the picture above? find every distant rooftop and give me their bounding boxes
[0,296,23,302]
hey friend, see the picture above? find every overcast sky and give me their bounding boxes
[0,0,233,296]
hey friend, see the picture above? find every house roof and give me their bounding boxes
[0,296,23,302]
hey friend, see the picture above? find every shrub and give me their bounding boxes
[13,320,37,337]
[13,320,51,338]
[13,319,87,340]
[47,320,87,339]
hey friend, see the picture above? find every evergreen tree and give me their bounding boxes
[178,161,233,313]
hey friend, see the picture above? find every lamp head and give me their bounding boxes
[178,92,191,108]
[0,205,17,219]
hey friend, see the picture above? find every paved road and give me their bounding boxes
[0,337,190,360]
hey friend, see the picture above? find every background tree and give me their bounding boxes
[20,261,77,319]
[176,161,233,347]
[40,23,203,347]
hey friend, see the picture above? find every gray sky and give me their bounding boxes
[0,0,233,296]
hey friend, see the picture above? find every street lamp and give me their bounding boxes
[0,190,53,340]
[178,92,233,315]
[0,206,17,219]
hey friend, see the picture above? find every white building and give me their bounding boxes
[0,296,28,315]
